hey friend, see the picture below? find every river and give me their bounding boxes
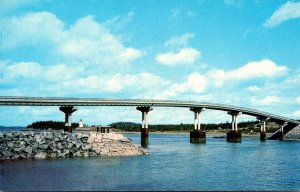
[1,132,299,191]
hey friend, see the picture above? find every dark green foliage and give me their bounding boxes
[26,120,277,132]
[27,121,79,130]
[110,121,261,132]
[109,122,141,132]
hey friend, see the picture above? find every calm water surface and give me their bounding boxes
[1,133,300,191]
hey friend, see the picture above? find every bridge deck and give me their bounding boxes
[0,96,299,125]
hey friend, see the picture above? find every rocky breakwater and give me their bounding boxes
[0,131,148,161]
[284,125,300,140]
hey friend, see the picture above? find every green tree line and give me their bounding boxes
[27,120,279,133]
[27,121,79,130]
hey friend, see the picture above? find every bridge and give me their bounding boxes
[0,96,299,146]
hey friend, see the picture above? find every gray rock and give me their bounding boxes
[57,142,63,150]
[57,150,65,157]
[50,153,57,158]
[32,143,38,150]
[24,138,31,144]
[41,144,49,150]
[12,154,20,160]
[20,153,27,159]
[3,151,13,157]
[46,132,54,139]
[83,152,89,157]
[24,147,33,155]
[20,141,26,145]
[67,143,73,149]
[82,144,91,150]
[14,147,23,152]
[63,149,70,156]
[7,142,14,149]
[75,141,82,149]
[34,152,47,159]
[70,135,77,141]
[5,132,13,138]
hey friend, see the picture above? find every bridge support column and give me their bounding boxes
[227,111,242,142]
[137,106,153,148]
[59,106,78,133]
[278,122,288,141]
[257,117,270,141]
[190,107,206,143]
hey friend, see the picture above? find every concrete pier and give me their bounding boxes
[227,111,242,142]
[190,107,206,143]
[278,122,288,141]
[258,117,269,141]
[59,106,78,133]
[137,106,152,147]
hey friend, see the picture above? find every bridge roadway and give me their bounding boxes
[0,96,299,124]
[0,96,299,143]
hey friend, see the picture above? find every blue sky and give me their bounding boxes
[0,0,300,126]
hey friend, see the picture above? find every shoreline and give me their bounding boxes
[119,130,261,136]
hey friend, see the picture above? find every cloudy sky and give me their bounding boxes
[0,0,300,126]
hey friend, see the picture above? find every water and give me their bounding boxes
[1,133,300,191]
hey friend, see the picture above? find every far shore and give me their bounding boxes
[119,130,262,137]
[19,128,263,137]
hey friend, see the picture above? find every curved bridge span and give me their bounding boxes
[0,96,298,124]
[0,96,299,142]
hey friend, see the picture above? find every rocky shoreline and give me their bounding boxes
[0,131,148,161]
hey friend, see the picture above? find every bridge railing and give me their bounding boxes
[0,96,299,124]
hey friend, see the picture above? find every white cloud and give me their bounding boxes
[296,96,300,104]
[1,12,64,50]
[245,85,261,92]
[119,48,142,61]
[164,33,195,49]
[261,96,280,105]
[186,72,206,93]
[254,96,281,106]
[61,72,170,95]
[264,1,300,28]
[169,7,181,19]
[155,48,200,66]
[208,60,288,86]
[292,110,300,118]
[104,11,134,32]
[1,12,142,70]
[155,72,206,99]
[229,60,287,79]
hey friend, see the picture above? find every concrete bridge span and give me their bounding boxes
[0,96,299,145]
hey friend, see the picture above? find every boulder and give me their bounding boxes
[24,147,33,155]
[13,147,23,152]
[5,132,13,138]
[7,142,14,149]
[34,152,47,159]
[3,151,13,157]
[12,154,20,160]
